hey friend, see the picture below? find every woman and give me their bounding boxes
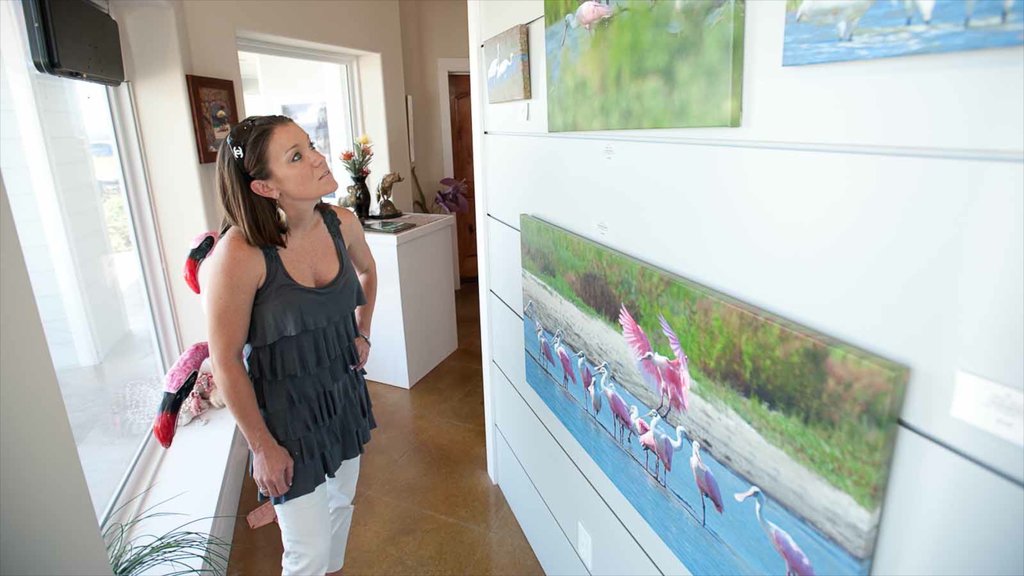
[204,115,377,575]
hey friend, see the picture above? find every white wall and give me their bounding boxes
[400,0,470,200]
[113,0,211,351]
[179,0,412,211]
[472,1,1024,575]
[0,178,112,576]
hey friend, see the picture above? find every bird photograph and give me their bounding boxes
[784,0,1023,66]
[520,215,909,575]
[544,0,745,131]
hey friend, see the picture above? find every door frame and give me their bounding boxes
[437,58,471,179]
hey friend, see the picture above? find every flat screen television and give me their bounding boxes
[21,0,124,86]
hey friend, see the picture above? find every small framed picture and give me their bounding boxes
[185,74,239,164]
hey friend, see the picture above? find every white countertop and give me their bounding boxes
[362,213,455,246]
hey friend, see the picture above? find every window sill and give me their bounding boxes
[110,407,247,572]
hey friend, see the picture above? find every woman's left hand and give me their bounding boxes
[355,336,370,370]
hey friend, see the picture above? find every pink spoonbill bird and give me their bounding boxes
[553,329,577,391]
[638,415,658,471]
[628,405,651,444]
[577,351,596,412]
[561,0,614,46]
[690,440,724,526]
[650,415,686,486]
[537,322,555,372]
[619,305,672,415]
[735,486,814,576]
[596,363,631,443]
[657,314,692,417]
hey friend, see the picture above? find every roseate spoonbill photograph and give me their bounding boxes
[544,0,745,131]
[784,0,1023,66]
[521,215,908,575]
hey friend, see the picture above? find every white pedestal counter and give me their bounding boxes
[362,213,458,389]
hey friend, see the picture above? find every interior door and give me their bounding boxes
[449,73,476,280]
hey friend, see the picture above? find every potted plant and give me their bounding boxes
[338,134,374,220]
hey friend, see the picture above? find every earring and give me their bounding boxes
[276,200,288,227]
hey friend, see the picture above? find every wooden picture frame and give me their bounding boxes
[185,74,239,164]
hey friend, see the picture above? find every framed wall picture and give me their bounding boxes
[185,74,239,164]
[484,24,531,103]
[544,0,745,131]
[520,214,909,575]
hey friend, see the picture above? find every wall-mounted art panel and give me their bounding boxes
[545,0,745,131]
[520,214,909,575]
[485,24,532,103]
[784,0,1024,66]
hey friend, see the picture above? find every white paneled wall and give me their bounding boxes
[471,1,1024,574]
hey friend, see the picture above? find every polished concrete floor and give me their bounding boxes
[227,285,543,575]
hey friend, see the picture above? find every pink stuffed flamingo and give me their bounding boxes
[183,230,219,294]
[153,342,209,448]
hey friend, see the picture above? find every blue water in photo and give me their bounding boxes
[784,0,1024,66]
[522,317,867,575]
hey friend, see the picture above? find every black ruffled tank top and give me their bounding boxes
[245,205,376,504]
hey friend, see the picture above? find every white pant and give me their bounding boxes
[273,456,360,575]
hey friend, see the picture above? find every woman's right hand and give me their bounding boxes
[252,442,294,498]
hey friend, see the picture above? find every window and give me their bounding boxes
[0,1,171,519]
[237,41,360,202]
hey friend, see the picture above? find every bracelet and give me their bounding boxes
[358,332,371,347]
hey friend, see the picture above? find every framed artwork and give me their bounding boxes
[484,24,532,103]
[520,215,909,575]
[784,0,1023,66]
[185,74,239,164]
[545,0,745,131]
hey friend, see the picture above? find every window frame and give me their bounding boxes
[235,37,363,146]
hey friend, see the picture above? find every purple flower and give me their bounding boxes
[435,178,469,213]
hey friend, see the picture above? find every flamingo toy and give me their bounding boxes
[561,0,614,46]
[619,305,672,416]
[657,314,692,417]
[153,342,210,448]
[735,485,814,576]
[649,415,686,486]
[577,351,596,413]
[554,329,577,391]
[691,440,724,526]
[596,363,631,444]
[183,230,220,294]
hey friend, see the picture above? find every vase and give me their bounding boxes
[351,174,371,220]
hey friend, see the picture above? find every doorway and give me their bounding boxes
[447,73,476,281]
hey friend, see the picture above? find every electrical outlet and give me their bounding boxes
[577,521,593,572]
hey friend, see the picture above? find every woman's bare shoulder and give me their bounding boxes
[203,227,266,288]
[328,205,362,242]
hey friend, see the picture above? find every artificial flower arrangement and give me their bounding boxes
[340,134,374,178]
[434,177,470,213]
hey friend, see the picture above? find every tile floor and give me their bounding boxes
[227,284,543,575]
